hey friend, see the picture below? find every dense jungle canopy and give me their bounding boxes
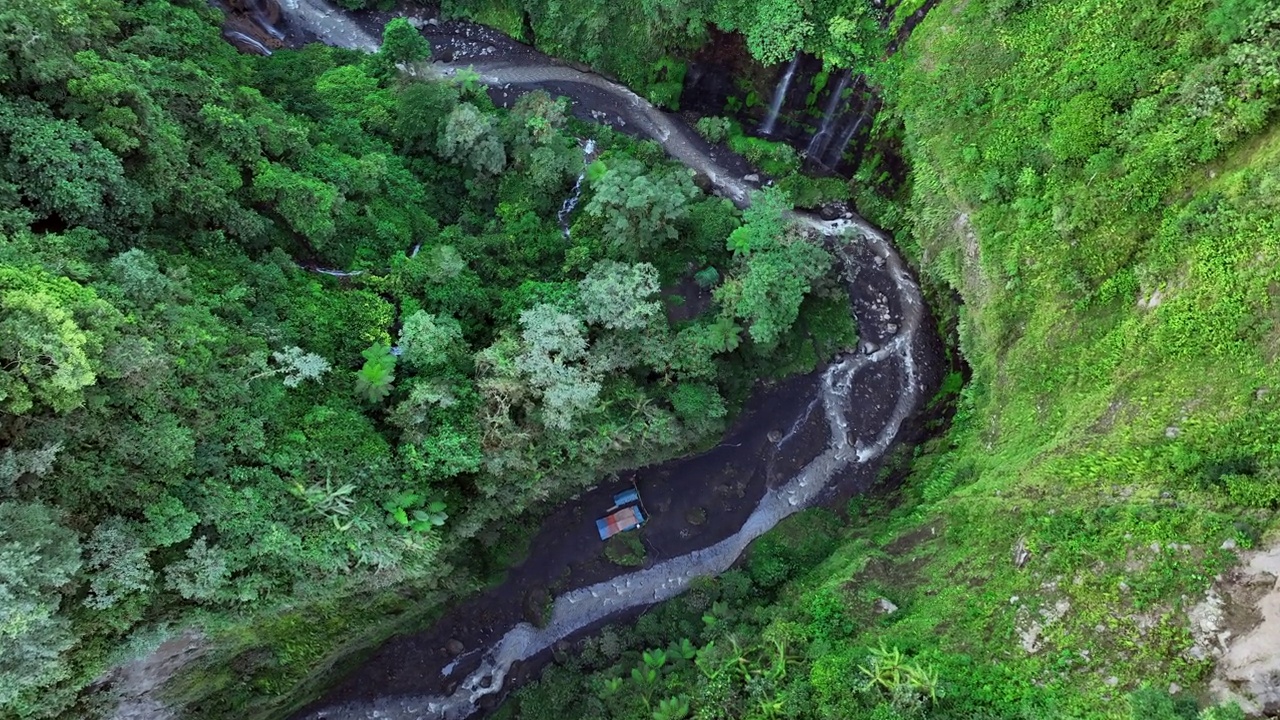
[1,0,1279,718]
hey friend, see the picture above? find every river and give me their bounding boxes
[268,2,943,717]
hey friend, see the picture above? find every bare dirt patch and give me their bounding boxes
[1210,542,1280,715]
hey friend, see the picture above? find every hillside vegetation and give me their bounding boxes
[0,2,850,716]
[1,0,1277,716]
[489,0,1280,717]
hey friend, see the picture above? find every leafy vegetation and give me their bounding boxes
[443,0,888,102]
[0,3,844,717]
[457,0,1280,716]
[4,0,1279,715]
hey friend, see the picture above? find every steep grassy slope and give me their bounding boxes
[498,0,1280,717]
[824,0,1280,709]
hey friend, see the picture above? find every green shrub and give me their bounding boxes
[604,532,647,566]
[775,173,850,207]
[695,117,736,144]
[727,135,800,177]
[1223,472,1280,508]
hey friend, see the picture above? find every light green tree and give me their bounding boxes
[142,495,199,548]
[721,239,831,348]
[0,443,60,497]
[0,96,131,230]
[249,346,331,387]
[355,343,397,403]
[578,261,663,331]
[108,249,171,308]
[0,267,110,414]
[0,501,81,707]
[728,187,790,258]
[718,188,832,348]
[745,0,813,65]
[585,158,698,258]
[315,65,393,128]
[438,102,507,175]
[83,517,154,610]
[378,17,431,67]
[398,310,464,371]
[824,4,886,72]
[251,161,343,245]
[165,537,231,602]
[515,304,601,431]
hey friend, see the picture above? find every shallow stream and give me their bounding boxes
[265,4,940,716]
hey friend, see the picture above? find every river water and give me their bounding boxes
[266,3,940,717]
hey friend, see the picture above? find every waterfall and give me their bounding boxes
[759,54,800,137]
[268,9,936,719]
[822,103,872,170]
[251,11,286,40]
[224,30,273,56]
[557,139,596,238]
[804,69,852,161]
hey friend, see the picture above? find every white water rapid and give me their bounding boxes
[266,6,930,718]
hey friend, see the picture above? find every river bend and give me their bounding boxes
[271,3,937,717]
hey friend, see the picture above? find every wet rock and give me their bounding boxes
[743,173,760,183]
[1013,537,1031,568]
[96,629,211,720]
[447,639,465,655]
[1019,598,1070,654]
[767,430,782,443]
[1187,587,1226,658]
[874,598,898,614]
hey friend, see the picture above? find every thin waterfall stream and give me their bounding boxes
[804,68,852,162]
[557,139,596,237]
[252,10,286,40]
[759,54,800,137]
[826,103,874,169]
[223,29,273,55]
[265,4,938,718]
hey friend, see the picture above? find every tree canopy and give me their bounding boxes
[0,2,840,715]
